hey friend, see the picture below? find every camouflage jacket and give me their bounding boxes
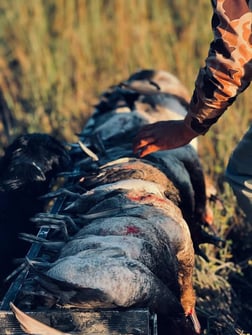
[185,0,252,134]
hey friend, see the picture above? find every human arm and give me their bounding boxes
[186,0,252,134]
[133,0,252,157]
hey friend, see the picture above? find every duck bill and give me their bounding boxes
[188,308,201,334]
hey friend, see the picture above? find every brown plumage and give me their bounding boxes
[10,70,218,335]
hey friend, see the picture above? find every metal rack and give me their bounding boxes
[0,187,157,335]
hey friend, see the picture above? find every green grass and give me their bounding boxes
[0,1,251,333]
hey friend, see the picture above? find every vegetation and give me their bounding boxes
[0,1,251,334]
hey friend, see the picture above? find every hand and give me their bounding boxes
[133,120,198,157]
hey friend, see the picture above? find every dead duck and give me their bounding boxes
[0,133,72,296]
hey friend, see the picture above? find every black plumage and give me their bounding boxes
[0,133,72,296]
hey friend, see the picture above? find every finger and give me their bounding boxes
[137,143,160,157]
[133,132,149,146]
[133,137,155,154]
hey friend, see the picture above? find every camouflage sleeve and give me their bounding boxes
[185,0,252,134]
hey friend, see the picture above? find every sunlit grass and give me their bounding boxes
[0,0,213,144]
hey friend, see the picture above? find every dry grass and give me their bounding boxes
[0,0,213,146]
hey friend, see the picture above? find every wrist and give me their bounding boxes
[182,115,199,139]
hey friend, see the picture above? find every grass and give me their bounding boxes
[0,1,251,334]
[0,0,213,147]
